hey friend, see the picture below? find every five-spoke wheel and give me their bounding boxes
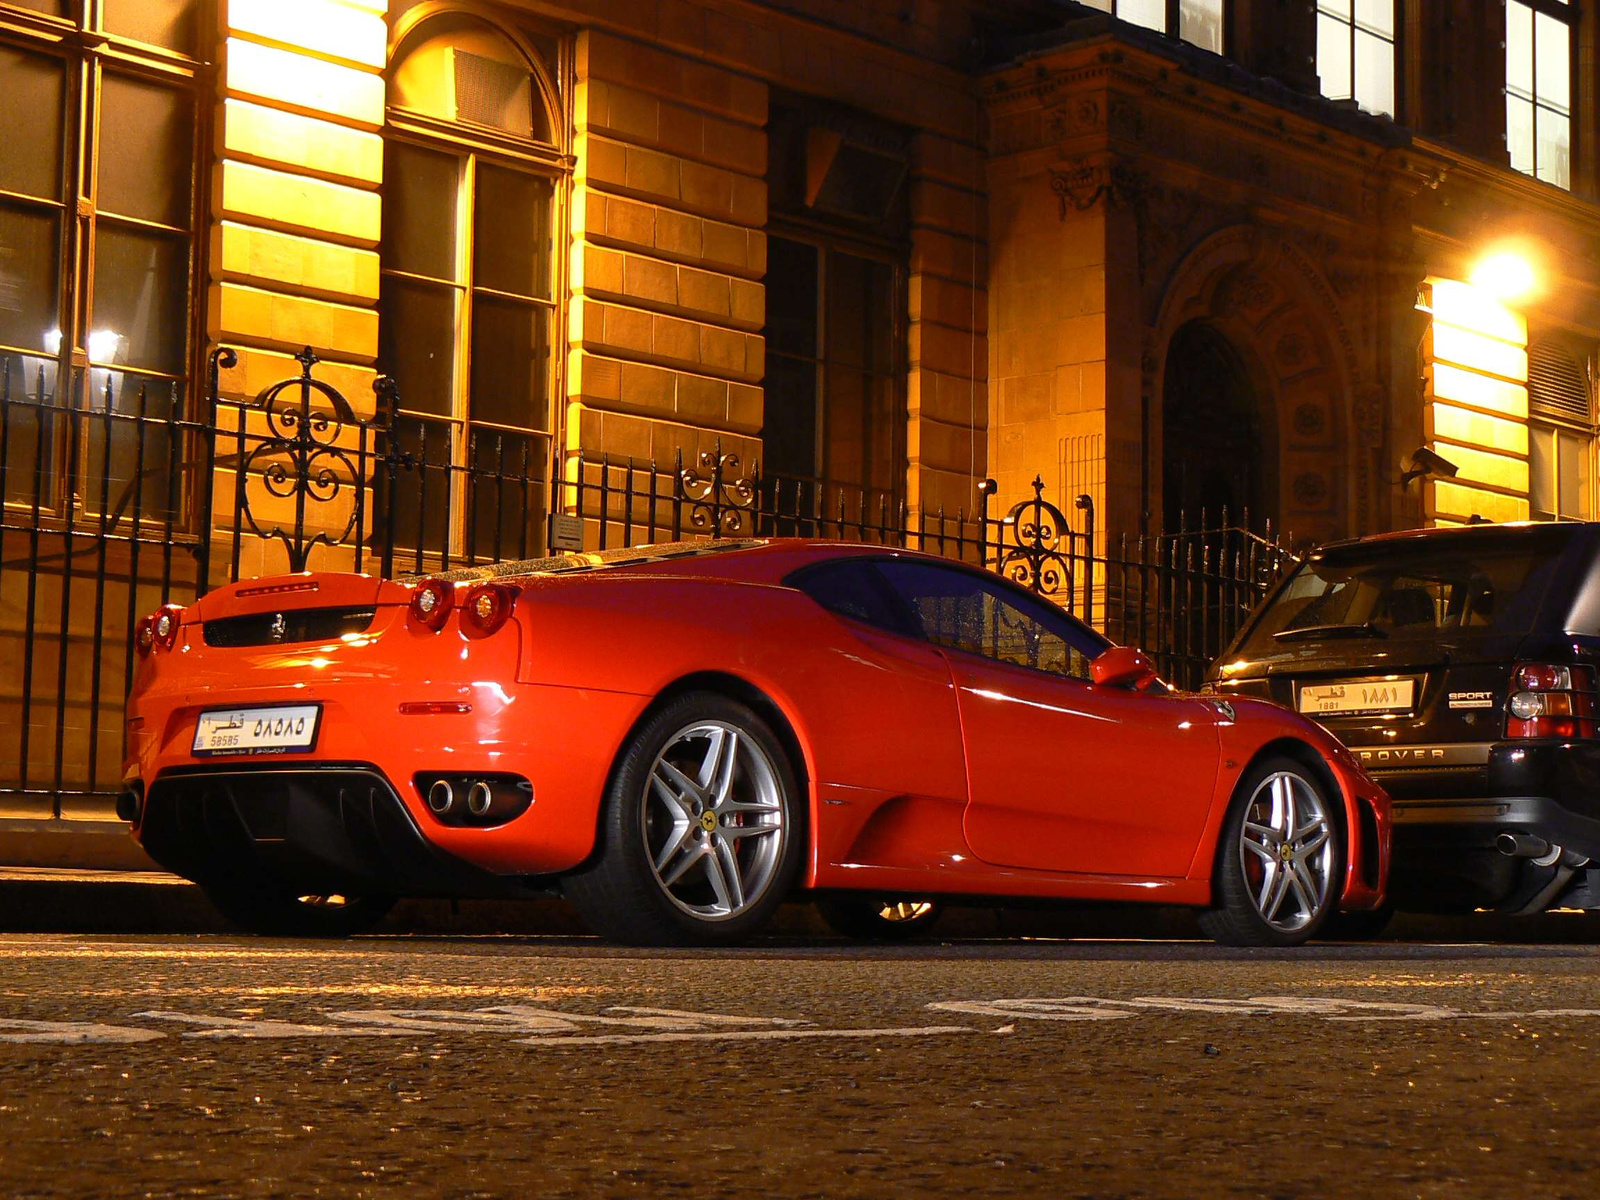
[1199,757,1342,947]
[643,719,787,921]
[564,692,803,945]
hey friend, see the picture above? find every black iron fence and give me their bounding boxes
[0,348,1297,817]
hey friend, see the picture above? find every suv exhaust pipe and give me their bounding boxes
[1497,831,1556,862]
[1498,830,1592,914]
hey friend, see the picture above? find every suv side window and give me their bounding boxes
[789,560,908,632]
[875,560,1103,680]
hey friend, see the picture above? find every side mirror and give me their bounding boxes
[1091,646,1160,690]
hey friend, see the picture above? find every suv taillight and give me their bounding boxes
[1507,663,1598,739]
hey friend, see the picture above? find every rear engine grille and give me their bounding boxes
[203,606,376,647]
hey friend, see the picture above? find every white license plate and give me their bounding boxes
[1297,679,1416,716]
[193,704,321,756]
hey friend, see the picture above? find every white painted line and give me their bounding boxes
[513,1025,977,1047]
[929,995,1600,1022]
[132,1011,403,1038]
[928,998,1137,1021]
[0,1018,165,1044]
[134,1004,825,1040]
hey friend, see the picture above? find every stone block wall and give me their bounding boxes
[907,131,989,524]
[207,0,390,579]
[566,30,768,540]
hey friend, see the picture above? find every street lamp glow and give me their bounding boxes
[86,329,121,364]
[1471,252,1537,302]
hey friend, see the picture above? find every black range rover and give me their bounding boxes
[1208,522,1600,917]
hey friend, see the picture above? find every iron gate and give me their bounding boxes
[0,349,1296,818]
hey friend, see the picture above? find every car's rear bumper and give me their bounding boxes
[1388,793,1600,912]
[124,631,654,879]
[139,763,540,898]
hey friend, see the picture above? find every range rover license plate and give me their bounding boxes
[1297,678,1416,716]
[193,704,321,756]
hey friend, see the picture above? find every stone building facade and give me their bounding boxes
[7,0,1596,564]
[3,0,1600,831]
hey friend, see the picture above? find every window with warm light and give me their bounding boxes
[764,236,903,501]
[1,0,202,523]
[379,15,566,563]
[763,96,909,511]
[1316,0,1396,116]
[1507,0,1573,190]
[1077,0,1224,53]
[1528,338,1594,520]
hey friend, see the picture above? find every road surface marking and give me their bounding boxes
[929,995,1600,1021]
[9,994,1600,1046]
[0,1019,165,1044]
[512,1026,975,1047]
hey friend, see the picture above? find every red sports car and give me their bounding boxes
[121,540,1389,946]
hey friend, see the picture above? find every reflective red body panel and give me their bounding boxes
[123,542,1390,911]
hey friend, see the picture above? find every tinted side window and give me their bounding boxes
[876,561,1100,680]
[791,562,906,631]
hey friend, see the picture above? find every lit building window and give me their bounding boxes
[764,97,909,510]
[1316,0,1396,116]
[1,0,201,522]
[1078,0,1224,53]
[380,16,565,563]
[1528,338,1593,519]
[764,236,903,502]
[1507,0,1573,190]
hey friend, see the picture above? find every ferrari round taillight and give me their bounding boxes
[150,604,182,651]
[409,578,454,632]
[459,583,515,637]
[134,615,155,657]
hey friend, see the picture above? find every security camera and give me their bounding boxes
[1400,446,1459,488]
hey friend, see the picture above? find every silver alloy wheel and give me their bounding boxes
[1238,770,1335,933]
[641,720,786,921]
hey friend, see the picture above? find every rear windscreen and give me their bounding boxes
[1234,530,1574,658]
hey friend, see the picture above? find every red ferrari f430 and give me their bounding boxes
[122,540,1389,946]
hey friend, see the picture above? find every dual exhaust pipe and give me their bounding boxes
[417,772,533,827]
[428,778,494,818]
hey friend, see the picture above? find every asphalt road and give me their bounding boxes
[3,924,1600,1199]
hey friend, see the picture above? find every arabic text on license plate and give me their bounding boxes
[1298,679,1415,716]
[193,704,321,756]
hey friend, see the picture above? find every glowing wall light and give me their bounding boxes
[1471,251,1539,303]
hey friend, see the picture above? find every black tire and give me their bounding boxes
[563,691,805,946]
[1198,755,1345,948]
[202,882,394,937]
[1317,905,1395,941]
[816,895,944,941]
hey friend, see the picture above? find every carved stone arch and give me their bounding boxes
[1143,224,1360,543]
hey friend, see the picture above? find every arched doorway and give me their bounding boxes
[1161,321,1278,533]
